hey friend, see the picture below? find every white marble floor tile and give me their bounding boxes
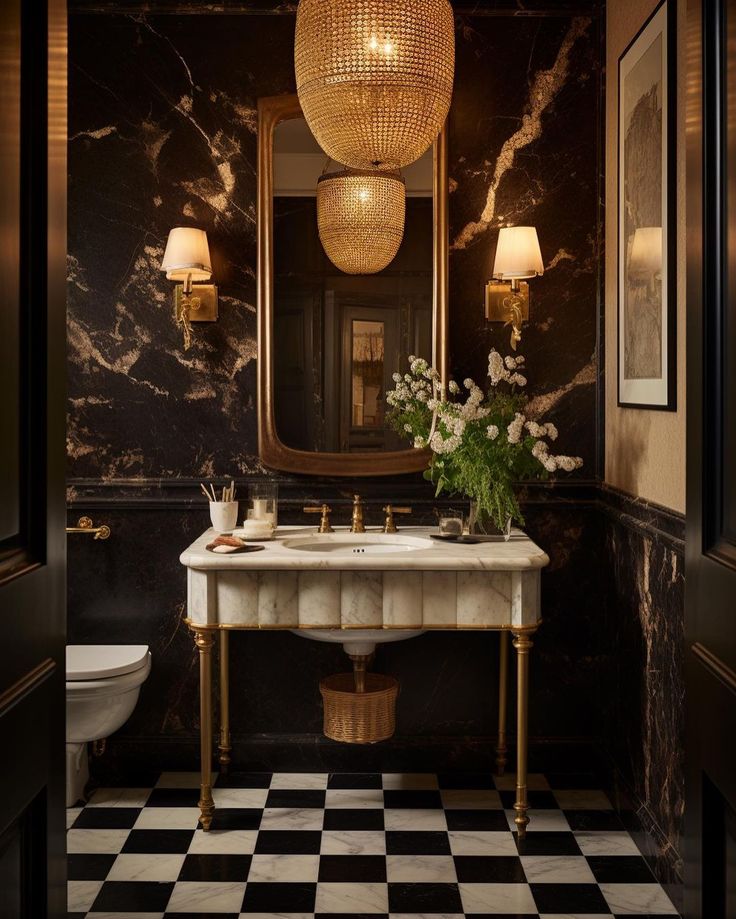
[188,829,258,855]
[459,881,538,914]
[66,828,130,854]
[248,853,321,882]
[553,789,612,810]
[106,852,186,882]
[573,831,642,856]
[87,913,164,919]
[67,880,103,912]
[166,880,246,913]
[133,806,201,830]
[440,789,503,810]
[212,787,269,808]
[520,855,597,883]
[382,773,439,790]
[259,806,324,830]
[384,808,448,831]
[156,771,217,788]
[320,830,387,855]
[494,772,550,791]
[599,882,679,915]
[448,830,518,856]
[505,808,570,832]
[315,882,389,914]
[86,787,151,808]
[325,788,385,809]
[66,807,82,829]
[270,772,328,789]
[386,854,457,883]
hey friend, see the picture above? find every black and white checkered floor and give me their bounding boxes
[67,770,679,918]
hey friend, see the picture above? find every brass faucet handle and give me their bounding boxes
[382,505,412,533]
[303,504,334,533]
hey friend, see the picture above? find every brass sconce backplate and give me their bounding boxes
[174,284,219,322]
[484,281,530,323]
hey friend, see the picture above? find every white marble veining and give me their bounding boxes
[181,526,548,629]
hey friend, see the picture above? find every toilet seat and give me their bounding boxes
[67,644,149,681]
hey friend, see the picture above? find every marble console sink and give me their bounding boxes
[180,526,548,630]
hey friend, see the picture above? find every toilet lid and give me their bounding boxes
[66,645,150,680]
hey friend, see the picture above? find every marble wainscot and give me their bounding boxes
[180,525,549,835]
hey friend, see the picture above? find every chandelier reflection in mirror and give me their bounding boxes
[295,0,455,170]
[316,169,406,275]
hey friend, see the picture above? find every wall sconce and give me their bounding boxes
[160,227,218,351]
[485,226,544,350]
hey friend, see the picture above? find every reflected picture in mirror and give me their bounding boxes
[272,115,433,454]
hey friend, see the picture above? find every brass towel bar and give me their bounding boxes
[65,516,111,540]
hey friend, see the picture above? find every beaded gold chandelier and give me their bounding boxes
[316,170,406,275]
[295,0,455,170]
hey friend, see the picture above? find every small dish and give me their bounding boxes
[232,528,274,542]
[206,542,265,554]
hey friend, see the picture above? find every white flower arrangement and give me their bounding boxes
[387,349,583,530]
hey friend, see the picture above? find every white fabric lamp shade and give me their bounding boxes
[161,227,213,282]
[629,226,662,277]
[493,226,544,280]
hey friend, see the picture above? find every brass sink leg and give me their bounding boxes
[193,627,216,831]
[495,630,509,776]
[512,626,536,838]
[218,630,232,773]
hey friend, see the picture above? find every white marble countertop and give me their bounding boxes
[180,526,549,572]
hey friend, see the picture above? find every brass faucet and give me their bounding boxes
[350,494,366,533]
[382,505,412,533]
[303,504,334,533]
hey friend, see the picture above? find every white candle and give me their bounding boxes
[252,498,268,520]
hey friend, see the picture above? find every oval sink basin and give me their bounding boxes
[282,532,432,556]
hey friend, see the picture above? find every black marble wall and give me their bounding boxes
[67,4,605,763]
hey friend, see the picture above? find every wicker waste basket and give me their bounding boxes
[320,672,399,744]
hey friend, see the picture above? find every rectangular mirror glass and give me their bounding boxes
[258,94,447,476]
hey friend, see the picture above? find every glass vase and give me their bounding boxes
[467,501,512,541]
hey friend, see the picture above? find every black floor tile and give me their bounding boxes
[315,915,388,919]
[178,853,252,881]
[530,881,610,913]
[323,808,385,830]
[388,881,463,913]
[544,770,603,789]
[564,809,626,831]
[122,829,194,854]
[514,831,582,856]
[328,773,382,789]
[386,831,452,855]
[91,880,175,912]
[587,854,657,883]
[318,854,387,882]
[164,914,239,919]
[215,771,272,788]
[266,788,326,808]
[453,854,526,883]
[207,808,262,831]
[66,852,116,880]
[241,881,316,912]
[445,809,509,831]
[255,829,323,854]
[146,787,202,807]
[437,772,496,789]
[72,807,140,829]
[499,790,558,810]
[383,790,444,810]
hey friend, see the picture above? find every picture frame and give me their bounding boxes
[617,0,676,410]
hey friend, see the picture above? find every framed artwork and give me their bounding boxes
[618,0,676,409]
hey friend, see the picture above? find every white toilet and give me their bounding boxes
[66,645,151,806]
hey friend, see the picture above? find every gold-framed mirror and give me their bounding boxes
[257,94,448,476]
